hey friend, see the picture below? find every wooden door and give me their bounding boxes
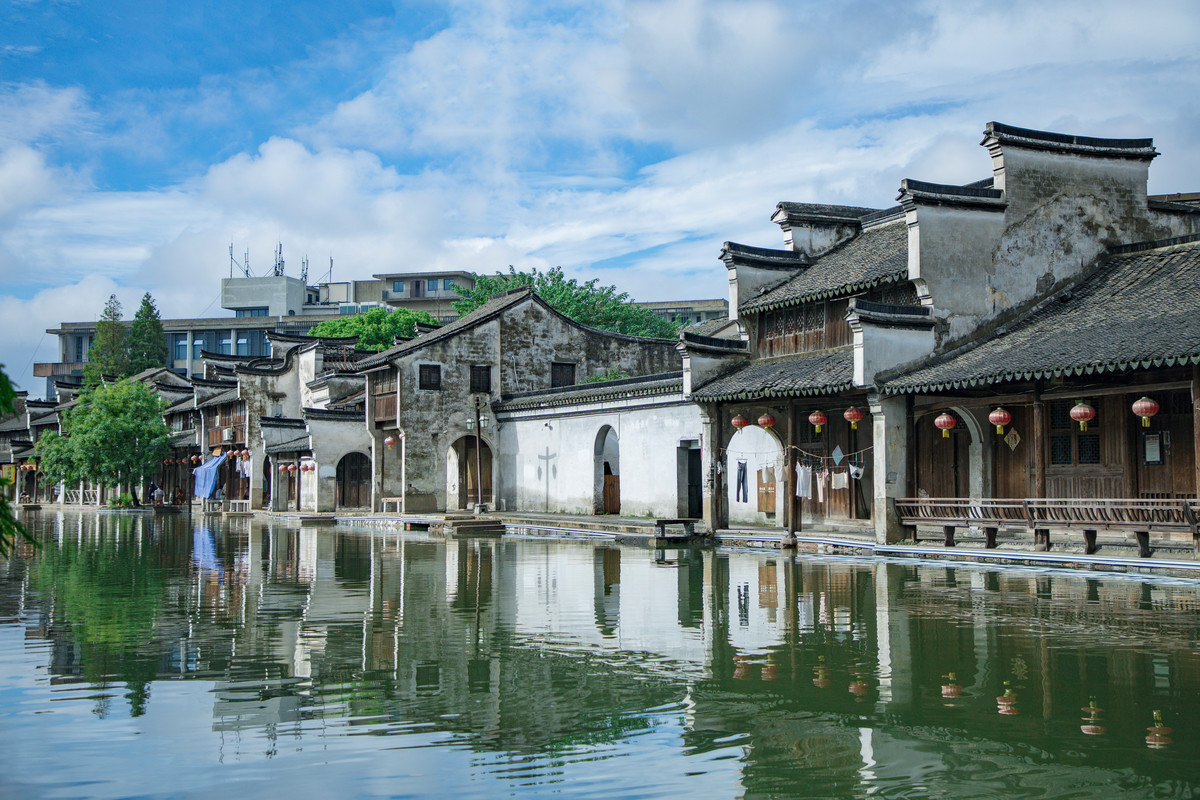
[993,406,1032,498]
[603,475,620,513]
[1045,396,1126,498]
[756,469,776,512]
[916,412,969,498]
[1135,390,1194,498]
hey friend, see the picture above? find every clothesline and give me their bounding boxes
[719,443,874,461]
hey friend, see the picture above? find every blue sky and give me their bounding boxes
[3,0,1200,395]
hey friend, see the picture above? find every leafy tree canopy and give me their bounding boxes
[128,293,168,375]
[0,363,33,556]
[83,294,131,386]
[452,267,681,339]
[307,306,441,352]
[39,380,170,490]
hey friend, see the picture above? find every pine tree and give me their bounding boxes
[128,293,168,374]
[83,294,131,386]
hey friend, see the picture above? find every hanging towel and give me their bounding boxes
[832,470,849,490]
[764,466,775,483]
[796,463,812,498]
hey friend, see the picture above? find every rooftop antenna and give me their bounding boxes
[273,242,285,277]
[229,243,250,278]
[300,254,309,284]
[329,255,334,284]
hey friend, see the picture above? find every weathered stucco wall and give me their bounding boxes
[496,400,704,517]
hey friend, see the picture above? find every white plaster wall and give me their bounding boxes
[725,425,784,526]
[498,401,704,517]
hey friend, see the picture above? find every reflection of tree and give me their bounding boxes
[32,520,166,716]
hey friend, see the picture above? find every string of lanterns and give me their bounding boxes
[731,395,1164,441]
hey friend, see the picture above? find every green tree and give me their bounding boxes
[453,267,681,338]
[34,429,79,488]
[58,380,170,492]
[128,293,168,374]
[0,364,35,557]
[307,306,441,351]
[83,294,131,386]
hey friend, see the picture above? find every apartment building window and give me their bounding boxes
[236,337,249,356]
[173,335,188,361]
[443,278,455,291]
[220,336,232,355]
[551,362,576,388]
[392,280,405,293]
[75,335,85,362]
[470,365,491,393]
[235,307,269,317]
[419,364,442,390]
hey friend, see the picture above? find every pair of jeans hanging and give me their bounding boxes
[735,460,748,502]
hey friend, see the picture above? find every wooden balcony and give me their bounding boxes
[895,496,1200,557]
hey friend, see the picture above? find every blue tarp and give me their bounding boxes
[193,454,227,499]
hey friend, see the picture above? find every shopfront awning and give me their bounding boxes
[193,453,227,499]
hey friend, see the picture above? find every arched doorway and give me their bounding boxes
[336,452,370,508]
[594,426,620,514]
[725,424,783,526]
[448,436,493,510]
[915,410,974,498]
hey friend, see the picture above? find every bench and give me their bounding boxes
[227,500,250,514]
[381,497,403,513]
[895,497,1200,557]
[654,518,699,537]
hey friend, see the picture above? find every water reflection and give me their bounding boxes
[0,511,1198,798]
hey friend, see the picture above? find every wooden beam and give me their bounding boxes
[1032,393,1046,499]
[1193,365,1200,499]
[912,380,1193,411]
[1043,380,1192,400]
[785,399,798,545]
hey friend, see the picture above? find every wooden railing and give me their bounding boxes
[895,497,1200,557]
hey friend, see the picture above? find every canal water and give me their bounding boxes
[1,511,1198,799]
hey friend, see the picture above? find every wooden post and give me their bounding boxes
[784,400,798,547]
[1034,528,1050,551]
[943,525,955,548]
[1193,365,1200,498]
[984,527,998,549]
[1032,393,1047,499]
[1136,530,1151,558]
[1083,529,1098,555]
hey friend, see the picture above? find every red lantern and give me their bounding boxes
[278,464,288,473]
[1132,396,1159,428]
[934,412,957,438]
[989,407,1012,435]
[757,413,776,429]
[1070,401,1096,431]
[383,435,397,449]
[843,407,864,430]
[288,464,297,473]
[730,414,749,430]
[808,410,827,433]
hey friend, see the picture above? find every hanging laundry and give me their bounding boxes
[832,470,849,490]
[815,468,827,503]
[764,465,775,483]
[796,463,812,498]
[848,463,864,480]
[736,461,748,502]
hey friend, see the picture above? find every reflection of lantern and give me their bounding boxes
[383,435,397,449]
[757,413,776,429]
[1070,401,1096,431]
[1132,396,1159,428]
[808,410,827,433]
[989,407,1011,435]
[731,414,749,430]
[843,407,864,430]
[934,412,957,438]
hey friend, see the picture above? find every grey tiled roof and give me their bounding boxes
[883,234,1200,393]
[691,349,854,401]
[496,372,684,411]
[356,290,531,369]
[740,219,908,314]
